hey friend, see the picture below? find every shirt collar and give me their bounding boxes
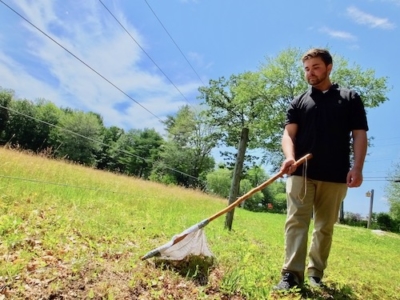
[310,83,339,96]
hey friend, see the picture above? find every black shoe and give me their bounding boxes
[308,276,322,287]
[273,272,299,290]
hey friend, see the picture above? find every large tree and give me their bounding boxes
[33,99,62,152]
[113,128,163,178]
[95,126,125,171]
[258,47,390,167]
[199,72,273,229]
[49,110,104,166]
[152,105,217,188]
[4,98,38,149]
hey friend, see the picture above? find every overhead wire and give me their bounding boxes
[142,0,206,86]
[98,0,195,106]
[0,0,204,183]
[0,174,135,195]
[0,103,200,182]
[0,0,162,122]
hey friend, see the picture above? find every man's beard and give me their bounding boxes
[307,71,328,86]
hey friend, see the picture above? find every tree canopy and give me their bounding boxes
[385,163,400,221]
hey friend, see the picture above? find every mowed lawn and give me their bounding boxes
[0,147,399,299]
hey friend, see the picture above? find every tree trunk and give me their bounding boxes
[225,127,249,231]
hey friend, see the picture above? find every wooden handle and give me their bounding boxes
[208,153,312,222]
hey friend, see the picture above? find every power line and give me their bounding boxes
[143,0,206,86]
[0,0,162,122]
[363,177,400,182]
[370,136,400,141]
[0,174,133,195]
[369,143,400,148]
[0,1,206,184]
[0,103,201,182]
[364,177,400,180]
[363,180,398,182]
[98,0,194,105]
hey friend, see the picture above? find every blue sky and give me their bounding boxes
[0,0,399,217]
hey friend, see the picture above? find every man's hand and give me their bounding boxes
[280,158,297,175]
[347,167,363,187]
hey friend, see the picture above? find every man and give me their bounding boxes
[274,48,368,290]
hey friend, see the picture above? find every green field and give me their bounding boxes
[1,147,399,299]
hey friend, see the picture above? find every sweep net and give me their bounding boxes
[141,220,213,260]
[160,229,213,260]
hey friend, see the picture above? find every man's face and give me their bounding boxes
[303,57,332,87]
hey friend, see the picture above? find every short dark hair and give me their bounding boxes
[302,48,333,66]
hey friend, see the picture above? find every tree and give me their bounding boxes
[258,47,391,222]
[199,72,272,150]
[376,212,395,231]
[49,110,104,166]
[114,128,163,178]
[4,98,38,149]
[1,97,62,152]
[205,166,232,198]
[34,99,62,152]
[258,47,390,167]
[0,89,13,141]
[385,163,400,221]
[244,166,287,213]
[95,126,125,171]
[152,105,217,188]
[265,180,287,213]
[199,72,273,229]
[239,178,264,211]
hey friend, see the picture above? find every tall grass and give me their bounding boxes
[0,147,399,299]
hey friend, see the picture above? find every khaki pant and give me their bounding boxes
[281,175,347,283]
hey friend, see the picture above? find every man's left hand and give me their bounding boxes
[346,168,363,187]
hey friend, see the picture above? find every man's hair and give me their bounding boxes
[302,48,333,66]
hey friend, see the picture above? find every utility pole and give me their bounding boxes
[366,189,374,229]
[339,202,344,223]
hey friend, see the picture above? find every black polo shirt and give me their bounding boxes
[285,84,369,183]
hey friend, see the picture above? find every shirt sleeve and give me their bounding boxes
[349,92,369,131]
[284,98,299,127]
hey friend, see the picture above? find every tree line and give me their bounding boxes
[1,47,398,223]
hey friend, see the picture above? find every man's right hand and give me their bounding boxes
[280,158,297,174]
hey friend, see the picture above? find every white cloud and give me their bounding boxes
[346,6,396,29]
[0,51,62,104]
[0,0,200,134]
[319,27,357,41]
[382,0,400,6]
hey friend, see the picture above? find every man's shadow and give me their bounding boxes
[270,282,355,300]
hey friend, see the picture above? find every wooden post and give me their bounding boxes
[225,127,249,231]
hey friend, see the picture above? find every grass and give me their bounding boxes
[0,147,399,299]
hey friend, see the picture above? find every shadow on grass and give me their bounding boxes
[270,282,355,299]
[299,282,355,300]
[154,255,216,286]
